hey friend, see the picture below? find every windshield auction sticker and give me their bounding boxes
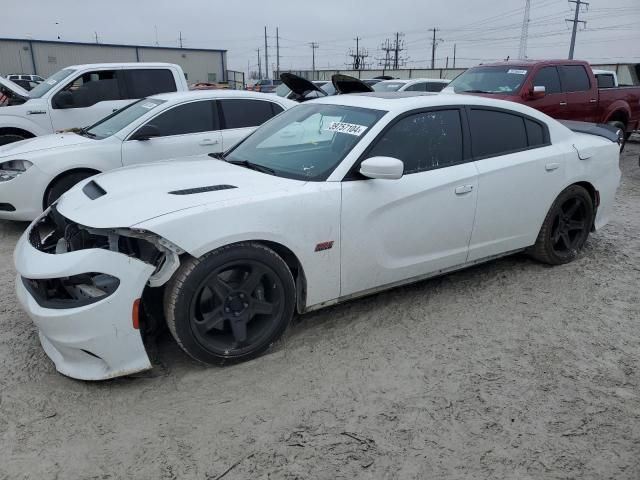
[140,102,158,109]
[325,122,368,136]
[507,69,528,75]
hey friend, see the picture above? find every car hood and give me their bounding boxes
[0,76,29,99]
[0,132,94,158]
[280,73,327,101]
[56,157,305,229]
[331,74,373,94]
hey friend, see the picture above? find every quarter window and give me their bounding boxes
[367,109,464,174]
[532,67,562,94]
[122,69,177,98]
[469,109,528,158]
[525,119,546,147]
[219,99,279,129]
[141,100,216,137]
[559,65,591,92]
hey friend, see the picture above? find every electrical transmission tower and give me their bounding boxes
[348,37,369,70]
[377,33,406,69]
[518,0,531,59]
[567,0,588,59]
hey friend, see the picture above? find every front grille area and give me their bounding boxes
[22,273,120,309]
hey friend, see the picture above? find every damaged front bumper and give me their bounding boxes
[14,207,182,380]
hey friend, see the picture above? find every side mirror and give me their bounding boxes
[530,85,546,99]
[130,124,161,141]
[53,90,74,109]
[359,156,404,180]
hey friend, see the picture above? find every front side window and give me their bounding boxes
[123,69,177,99]
[219,99,279,129]
[425,82,448,92]
[404,83,426,92]
[138,100,216,137]
[367,109,463,174]
[559,65,591,92]
[85,98,165,139]
[226,103,385,181]
[29,68,76,98]
[469,109,529,158]
[53,70,120,108]
[532,66,562,94]
[448,66,529,94]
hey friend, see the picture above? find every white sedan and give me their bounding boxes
[15,93,620,380]
[0,90,295,221]
[373,78,451,93]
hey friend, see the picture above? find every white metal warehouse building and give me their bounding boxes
[0,38,227,84]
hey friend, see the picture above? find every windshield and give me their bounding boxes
[84,98,165,139]
[447,66,530,94]
[275,83,291,97]
[226,103,386,181]
[28,69,76,98]
[373,81,406,92]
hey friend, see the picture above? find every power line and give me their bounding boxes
[567,0,588,59]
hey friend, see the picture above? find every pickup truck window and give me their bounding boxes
[53,70,120,109]
[532,67,561,94]
[122,69,177,99]
[28,68,75,98]
[559,65,590,92]
[596,74,615,88]
[448,66,529,94]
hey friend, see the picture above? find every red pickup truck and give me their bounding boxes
[444,59,640,146]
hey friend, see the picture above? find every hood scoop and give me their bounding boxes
[82,180,107,200]
[169,185,237,195]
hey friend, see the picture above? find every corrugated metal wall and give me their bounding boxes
[0,39,226,84]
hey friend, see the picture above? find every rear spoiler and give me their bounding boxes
[560,120,620,144]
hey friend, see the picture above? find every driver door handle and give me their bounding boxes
[199,139,219,146]
[455,185,474,195]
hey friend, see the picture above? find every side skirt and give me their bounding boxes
[303,248,527,313]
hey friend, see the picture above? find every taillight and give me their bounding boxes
[132,298,141,329]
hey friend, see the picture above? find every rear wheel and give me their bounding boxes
[164,243,296,365]
[608,120,626,152]
[530,185,593,265]
[44,171,96,208]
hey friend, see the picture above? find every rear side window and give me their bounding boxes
[425,82,447,92]
[596,74,615,88]
[469,109,528,158]
[142,100,216,137]
[367,109,463,174]
[525,119,546,147]
[559,65,591,92]
[219,99,279,129]
[532,67,562,94]
[123,69,177,98]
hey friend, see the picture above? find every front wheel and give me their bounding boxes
[164,243,296,365]
[530,185,594,265]
[43,171,95,208]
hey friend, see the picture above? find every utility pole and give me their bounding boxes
[429,28,442,69]
[94,31,99,44]
[394,32,400,69]
[348,37,369,70]
[518,0,531,59]
[179,31,183,48]
[276,27,280,78]
[453,43,457,68]
[257,48,261,79]
[567,0,588,59]
[310,42,319,78]
[264,27,269,79]
[154,25,159,46]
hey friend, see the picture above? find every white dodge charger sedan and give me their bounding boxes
[15,92,620,380]
[0,90,294,221]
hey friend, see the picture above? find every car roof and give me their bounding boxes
[63,62,181,70]
[149,89,297,105]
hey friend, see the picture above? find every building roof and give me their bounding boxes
[0,37,226,53]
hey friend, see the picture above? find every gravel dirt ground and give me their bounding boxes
[1,141,639,480]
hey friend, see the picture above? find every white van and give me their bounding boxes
[0,63,188,145]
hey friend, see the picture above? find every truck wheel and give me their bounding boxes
[0,134,27,146]
[608,121,626,152]
[44,172,96,208]
[164,243,296,366]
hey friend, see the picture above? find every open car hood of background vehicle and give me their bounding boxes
[331,74,374,94]
[280,73,326,101]
[0,76,30,99]
[56,157,302,229]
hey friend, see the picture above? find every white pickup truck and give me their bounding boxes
[0,63,188,145]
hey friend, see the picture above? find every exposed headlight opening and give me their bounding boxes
[22,272,120,309]
[29,207,184,287]
[0,159,32,182]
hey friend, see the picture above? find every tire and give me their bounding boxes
[530,185,594,265]
[164,242,296,366]
[44,171,95,208]
[0,134,27,146]
[608,121,626,152]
